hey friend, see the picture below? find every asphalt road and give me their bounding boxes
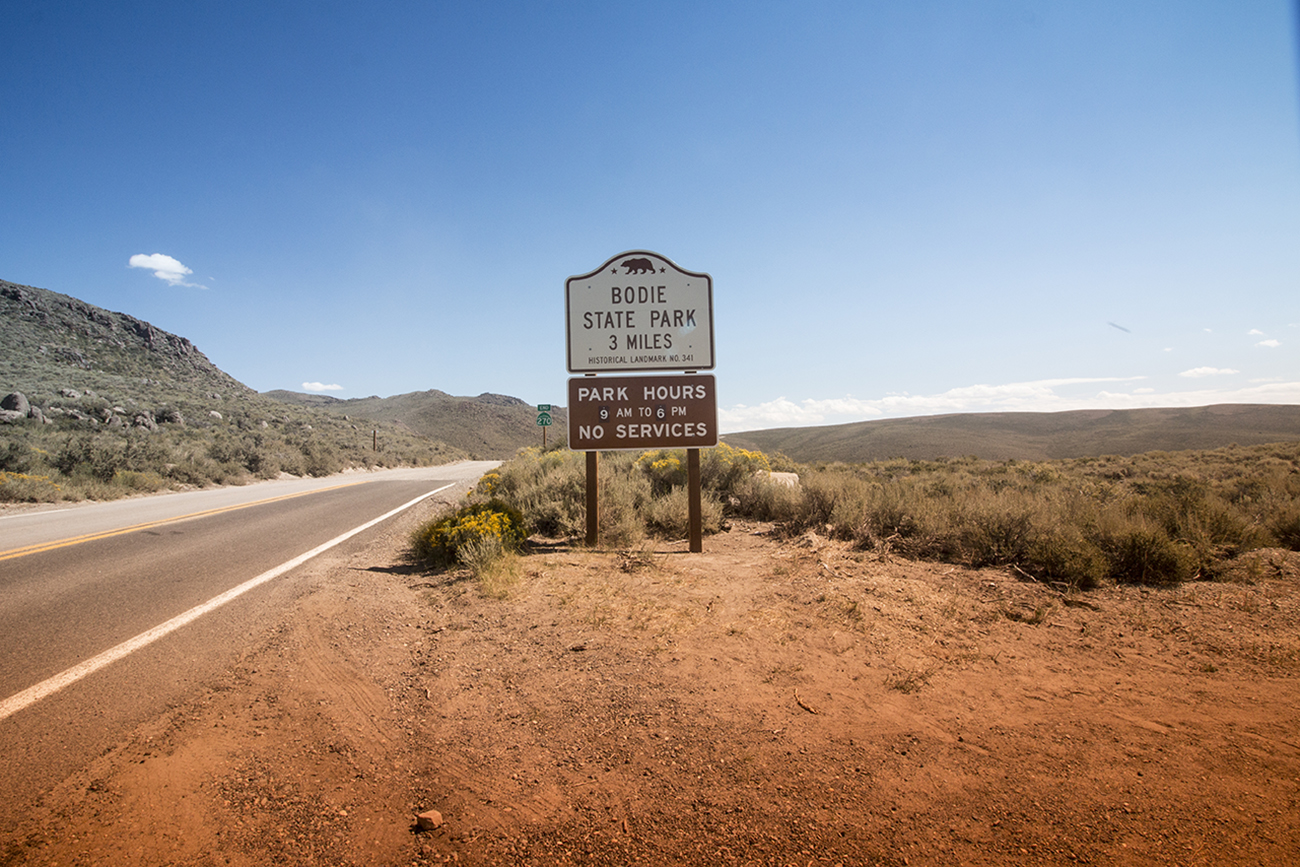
[0,461,496,826]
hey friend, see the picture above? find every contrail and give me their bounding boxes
[1108,321,1131,333]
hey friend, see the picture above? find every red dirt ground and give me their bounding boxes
[6,495,1300,865]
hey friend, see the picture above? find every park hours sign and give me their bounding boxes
[566,250,715,374]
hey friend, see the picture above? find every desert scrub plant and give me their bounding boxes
[1098,521,1200,586]
[598,453,651,546]
[111,469,168,493]
[946,489,1038,567]
[1269,503,1300,551]
[636,450,688,495]
[733,472,802,522]
[475,469,502,495]
[410,499,527,569]
[644,485,724,538]
[701,442,770,498]
[1021,527,1108,589]
[634,443,772,503]
[53,433,127,482]
[0,470,63,503]
[796,470,872,536]
[482,447,588,537]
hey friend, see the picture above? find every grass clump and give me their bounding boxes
[456,534,521,598]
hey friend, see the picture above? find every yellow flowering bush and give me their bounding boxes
[475,470,501,495]
[411,499,527,567]
[0,470,63,503]
[702,442,771,494]
[636,450,687,494]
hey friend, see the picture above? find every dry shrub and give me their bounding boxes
[112,469,168,493]
[1103,525,1200,586]
[1023,528,1108,589]
[644,486,723,538]
[734,473,802,522]
[700,442,770,496]
[597,462,650,547]
[485,447,587,537]
[484,440,1300,584]
[1271,504,1300,551]
[797,471,872,537]
[945,489,1038,567]
[0,470,62,503]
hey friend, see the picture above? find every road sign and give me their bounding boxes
[567,374,717,451]
[537,404,551,412]
[536,412,553,427]
[565,251,714,374]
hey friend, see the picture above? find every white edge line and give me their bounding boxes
[0,483,455,722]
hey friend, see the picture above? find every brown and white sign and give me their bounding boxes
[567,374,718,451]
[565,250,715,374]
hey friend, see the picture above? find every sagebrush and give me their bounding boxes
[480,440,1300,588]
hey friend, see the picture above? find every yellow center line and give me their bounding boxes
[0,481,369,562]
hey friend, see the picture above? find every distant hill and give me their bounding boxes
[263,389,565,458]
[723,404,1300,463]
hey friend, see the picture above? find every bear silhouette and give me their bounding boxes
[621,257,654,275]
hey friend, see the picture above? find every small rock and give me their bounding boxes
[416,809,444,830]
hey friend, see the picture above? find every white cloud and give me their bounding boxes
[1179,367,1238,378]
[1257,339,1281,348]
[128,253,206,288]
[302,382,344,392]
[1249,329,1265,335]
[720,377,1300,432]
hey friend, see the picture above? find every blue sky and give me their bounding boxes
[3,1,1298,432]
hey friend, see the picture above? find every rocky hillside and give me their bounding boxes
[1,279,252,422]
